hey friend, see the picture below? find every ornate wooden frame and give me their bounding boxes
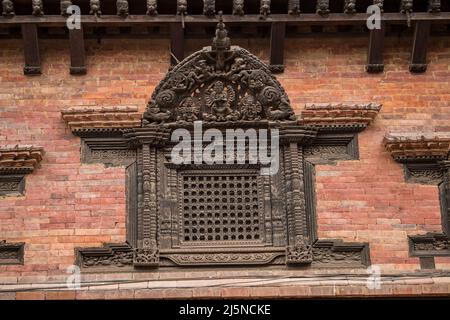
[384,134,450,269]
[67,16,379,271]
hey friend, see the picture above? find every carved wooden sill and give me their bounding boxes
[61,106,142,136]
[384,134,450,267]
[0,145,44,196]
[300,103,381,132]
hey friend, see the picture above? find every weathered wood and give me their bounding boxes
[410,21,431,73]
[366,21,385,73]
[169,22,184,65]
[269,21,285,73]
[21,24,41,75]
[2,13,450,27]
[69,26,87,75]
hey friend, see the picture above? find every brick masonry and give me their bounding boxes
[1,36,450,298]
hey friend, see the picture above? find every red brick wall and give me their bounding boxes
[1,36,449,279]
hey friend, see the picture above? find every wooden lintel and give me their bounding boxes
[270,22,286,74]
[2,13,450,27]
[169,22,184,66]
[21,24,41,75]
[69,26,87,75]
[410,21,431,73]
[366,21,385,73]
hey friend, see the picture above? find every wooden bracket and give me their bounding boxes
[169,22,184,66]
[366,21,385,73]
[410,21,431,73]
[270,21,286,74]
[69,26,87,75]
[21,24,41,75]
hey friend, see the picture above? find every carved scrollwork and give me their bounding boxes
[166,252,283,266]
[144,15,296,125]
[134,248,159,267]
[0,240,24,265]
[286,236,313,265]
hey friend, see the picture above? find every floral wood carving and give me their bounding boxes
[0,240,24,265]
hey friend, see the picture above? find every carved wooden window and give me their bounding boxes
[73,16,376,270]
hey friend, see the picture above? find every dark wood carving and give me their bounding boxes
[60,0,72,16]
[203,0,215,17]
[233,0,244,16]
[0,240,24,265]
[90,0,101,17]
[260,0,270,19]
[2,0,14,17]
[177,0,187,15]
[72,17,377,271]
[288,0,300,15]
[344,0,356,14]
[373,0,384,12]
[428,0,440,13]
[146,0,157,16]
[316,0,330,16]
[31,0,44,16]
[0,175,24,196]
[117,0,129,18]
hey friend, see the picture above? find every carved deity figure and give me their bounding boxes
[288,0,300,15]
[259,0,270,18]
[232,0,244,16]
[428,0,440,13]
[177,0,187,15]
[400,0,413,13]
[203,0,215,17]
[286,236,313,264]
[177,97,200,122]
[344,0,356,14]
[146,0,157,16]
[117,0,129,17]
[316,0,329,15]
[204,81,238,122]
[32,0,44,16]
[239,95,262,121]
[90,0,101,16]
[2,0,14,17]
[60,0,72,16]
